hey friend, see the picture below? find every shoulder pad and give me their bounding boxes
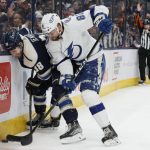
[38,34,47,41]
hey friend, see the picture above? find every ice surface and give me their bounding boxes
[1,85,150,150]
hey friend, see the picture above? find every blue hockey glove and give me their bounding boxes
[98,18,112,34]
[60,74,76,94]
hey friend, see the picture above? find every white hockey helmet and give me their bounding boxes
[41,13,61,34]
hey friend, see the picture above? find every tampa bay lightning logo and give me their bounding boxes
[65,42,82,59]
[49,15,54,23]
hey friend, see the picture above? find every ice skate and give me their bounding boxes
[60,121,86,144]
[26,113,44,129]
[138,80,145,85]
[101,124,121,146]
[40,115,61,129]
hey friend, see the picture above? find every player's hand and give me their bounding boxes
[98,18,112,34]
[60,74,76,94]
[26,77,41,95]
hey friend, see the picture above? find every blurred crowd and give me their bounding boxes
[0,0,150,51]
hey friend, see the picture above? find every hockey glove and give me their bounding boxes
[26,76,42,95]
[98,18,112,34]
[60,74,76,94]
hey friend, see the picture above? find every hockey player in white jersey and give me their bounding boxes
[41,5,121,146]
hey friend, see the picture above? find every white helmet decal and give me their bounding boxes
[49,15,54,23]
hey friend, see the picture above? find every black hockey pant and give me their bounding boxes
[138,47,150,81]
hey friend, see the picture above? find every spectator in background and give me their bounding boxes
[0,0,7,12]
[11,11,24,29]
[18,0,31,14]
[20,13,32,34]
[9,10,32,35]
[43,0,53,13]
[35,11,43,33]
[102,31,112,49]
[133,2,145,36]
[112,24,120,48]
[0,0,8,34]
[117,12,125,35]
[83,0,96,10]
[63,6,75,17]
[72,0,81,13]
[0,0,8,51]
[7,0,31,18]
[145,12,150,20]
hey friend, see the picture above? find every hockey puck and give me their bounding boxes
[1,139,8,143]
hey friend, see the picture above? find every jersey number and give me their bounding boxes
[76,13,85,21]
[34,62,44,72]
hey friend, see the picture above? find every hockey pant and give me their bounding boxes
[138,47,150,81]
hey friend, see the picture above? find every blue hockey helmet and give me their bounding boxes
[1,31,22,52]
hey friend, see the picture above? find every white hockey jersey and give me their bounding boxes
[46,5,109,75]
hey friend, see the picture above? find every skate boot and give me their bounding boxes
[60,120,86,144]
[138,80,145,85]
[40,115,61,129]
[101,124,121,146]
[26,113,44,129]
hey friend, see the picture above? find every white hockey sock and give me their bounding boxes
[50,105,61,118]
[82,90,110,128]
[92,109,110,128]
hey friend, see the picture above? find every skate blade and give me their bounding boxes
[138,83,146,86]
[26,125,59,130]
[60,133,86,144]
[103,137,121,146]
[40,126,59,130]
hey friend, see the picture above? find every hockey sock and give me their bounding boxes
[62,108,78,124]
[89,103,110,128]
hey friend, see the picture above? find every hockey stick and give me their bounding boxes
[6,92,65,146]
[5,32,104,146]
[29,0,36,132]
[74,32,104,77]
[29,69,34,132]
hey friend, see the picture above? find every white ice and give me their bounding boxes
[1,85,150,150]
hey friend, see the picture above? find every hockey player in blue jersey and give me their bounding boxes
[2,31,86,143]
[41,5,121,146]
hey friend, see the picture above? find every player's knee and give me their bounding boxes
[81,90,102,107]
[58,95,73,113]
[52,85,66,100]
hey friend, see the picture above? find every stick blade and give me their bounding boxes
[21,134,32,146]
[7,134,21,142]
[6,134,32,146]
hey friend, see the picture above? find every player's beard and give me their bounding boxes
[51,34,62,41]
